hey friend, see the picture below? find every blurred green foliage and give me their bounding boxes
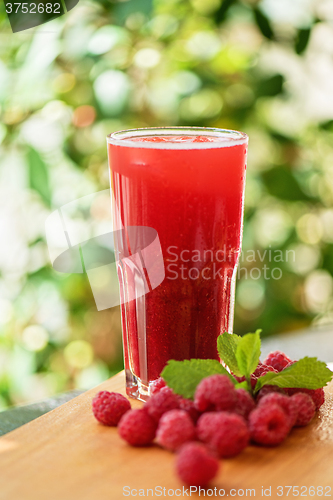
[0,0,333,408]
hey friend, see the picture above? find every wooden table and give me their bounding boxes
[1,368,333,500]
[2,324,333,438]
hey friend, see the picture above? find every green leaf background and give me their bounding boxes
[0,0,331,409]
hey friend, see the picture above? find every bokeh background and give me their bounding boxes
[1,0,333,409]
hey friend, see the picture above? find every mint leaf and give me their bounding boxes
[255,357,333,393]
[235,330,261,378]
[161,359,236,399]
[235,381,249,391]
[217,332,242,376]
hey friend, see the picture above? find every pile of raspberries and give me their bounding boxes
[92,351,325,487]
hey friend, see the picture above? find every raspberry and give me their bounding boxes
[253,360,263,372]
[194,374,237,412]
[249,404,291,446]
[258,393,298,427]
[290,393,316,427]
[196,412,218,443]
[307,387,325,409]
[176,442,220,487]
[145,386,179,422]
[287,388,325,410]
[118,409,157,446]
[197,412,249,458]
[234,388,256,419]
[251,365,278,393]
[256,385,287,402]
[178,397,201,423]
[156,410,196,451]
[150,377,166,395]
[252,361,263,377]
[284,361,296,370]
[250,374,258,389]
[264,351,292,372]
[254,364,278,377]
[92,391,131,426]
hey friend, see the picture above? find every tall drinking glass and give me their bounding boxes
[107,127,248,401]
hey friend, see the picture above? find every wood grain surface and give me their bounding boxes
[0,371,332,500]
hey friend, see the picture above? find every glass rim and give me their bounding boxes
[107,126,248,150]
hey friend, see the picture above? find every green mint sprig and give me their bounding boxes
[161,359,235,400]
[216,331,242,376]
[235,330,261,388]
[217,329,261,390]
[161,330,333,398]
[254,357,332,392]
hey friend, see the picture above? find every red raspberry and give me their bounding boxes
[194,374,237,412]
[150,377,166,395]
[254,364,278,377]
[264,351,292,372]
[118,409,157,446]
[145,386,179,422]
[233,362,263,383]
[256,385,287,402]
[196,412,218,443]
[249,404,291,446]
[291,393,316,426]
[178,397,201,423]
[284,361,296,370]
[258,393,298,427]
[302,387,325,410]
[156,410,196,451]
[92,391,131,426]
[252,361,263,377]
[250,374,258,389]
[311,388,325,409]
[197,412,249,458]
[287,388,325,410]
[251,366,278,393]
[234,388,256,419]
[253,360,263,372]
[176,442,220,487]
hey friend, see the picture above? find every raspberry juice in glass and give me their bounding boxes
[107,127,248,401]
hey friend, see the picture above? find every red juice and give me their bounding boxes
[107,128,248,400]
